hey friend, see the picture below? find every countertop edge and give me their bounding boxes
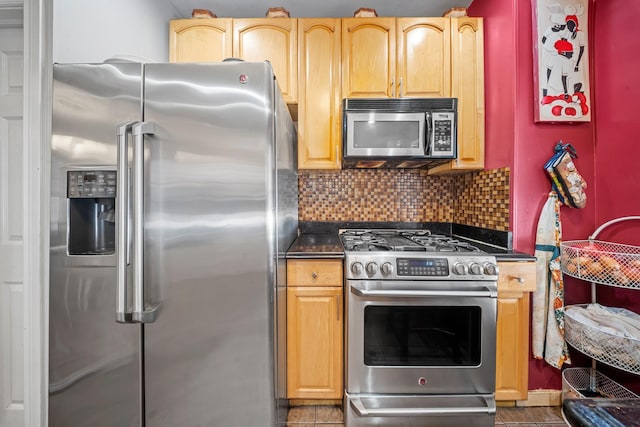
[495,253,537,262]
[286,232,536,261]
[286,253,345,259]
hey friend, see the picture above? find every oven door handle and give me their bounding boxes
[350,285,497,299]
[350,396,496,417]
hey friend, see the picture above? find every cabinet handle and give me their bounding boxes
[390,79,395,98]
[398,77,403,97]
[311,271,318,280]
[336,295,341,321]
[508,275,525,284]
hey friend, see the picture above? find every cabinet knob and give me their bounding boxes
[509,275,525,284]
[311,272,318,280]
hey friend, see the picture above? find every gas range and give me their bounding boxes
[339,229,499,281]
[342,228,499,427]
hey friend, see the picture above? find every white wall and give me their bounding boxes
[53,0,180,63]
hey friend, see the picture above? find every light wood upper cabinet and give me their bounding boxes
[495,261,536,401]
[233,18,298,103]
[169,16,484,172]
[298,18,342,169]
[397,18,451,98]
[341,18,396,98]
[287,259,343,399]
[169,18,233,63]
[430,17,485,174]
[342,18,450,99]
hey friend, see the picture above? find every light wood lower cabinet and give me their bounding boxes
[286,259,343,399]
[495,261,536,401]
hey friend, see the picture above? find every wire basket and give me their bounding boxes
[562,367,638,400]
[560,240,640,288]
[565,304,640,374]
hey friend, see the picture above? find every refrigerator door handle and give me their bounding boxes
[116,121,137,323]
[131,121,160,324]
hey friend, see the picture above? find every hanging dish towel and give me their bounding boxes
[532,192,571,369]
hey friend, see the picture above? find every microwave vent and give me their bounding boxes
[343,98,457,111]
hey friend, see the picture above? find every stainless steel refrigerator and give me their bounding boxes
[49,61,298,426]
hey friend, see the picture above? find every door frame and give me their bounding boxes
[1,0,52,425]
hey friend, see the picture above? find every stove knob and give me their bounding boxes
[483,262,498,276]
[366,262,379,276]
[381,262,394,276]
[469,262,482,275]
[350,262,364,275]
[452,262,467,275]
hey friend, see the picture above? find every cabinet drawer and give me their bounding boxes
[287,259,343,287]
[498,262,536,293]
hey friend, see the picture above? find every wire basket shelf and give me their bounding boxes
[565,304,640,375]
[560,240,640,288]
[562,367,639,400]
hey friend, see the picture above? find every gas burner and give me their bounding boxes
[339,229,484,253]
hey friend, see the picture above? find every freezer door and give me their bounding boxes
[49,63,143,427]
[141,62,279,426]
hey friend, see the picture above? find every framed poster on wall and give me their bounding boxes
[532,0,591,122]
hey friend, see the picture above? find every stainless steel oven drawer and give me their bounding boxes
[344,393,496,427]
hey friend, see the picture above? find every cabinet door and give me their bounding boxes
[342,18,395,98]
[495,294,530,400]
[397,18,451,98]
[169,18,233,63]
[429,17,484,175]
[298,18,342,170]
[287,287,343,399]
[233,18,298,103]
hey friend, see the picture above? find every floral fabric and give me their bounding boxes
[532,192,571,369]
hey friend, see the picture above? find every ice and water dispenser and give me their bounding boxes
[66,169,117,259]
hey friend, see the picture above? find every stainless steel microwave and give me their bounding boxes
[342,98,457,169]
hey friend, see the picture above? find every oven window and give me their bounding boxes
[353,120,421,149]
[363,306,482,366]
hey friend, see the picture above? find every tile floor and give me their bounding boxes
[283,405,568,426]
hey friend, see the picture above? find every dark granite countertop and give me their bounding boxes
[286,222,536,261]
[286,233,344,258]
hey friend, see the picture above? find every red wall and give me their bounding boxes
[468,0,597,391]
[592,0,640,243]
[590,0,640,392]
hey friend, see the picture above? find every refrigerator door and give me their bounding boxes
[49,63,143,427]
[141,62,279,426]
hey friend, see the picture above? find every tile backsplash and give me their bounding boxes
[298,167,510,231]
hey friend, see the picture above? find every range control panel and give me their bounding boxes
[344,253,499,281]
[397,258,449,277]
[67,170,117,198]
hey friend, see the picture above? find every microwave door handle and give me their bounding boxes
[425,112,433,156]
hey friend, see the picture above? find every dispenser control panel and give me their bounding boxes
[67,170,117,198]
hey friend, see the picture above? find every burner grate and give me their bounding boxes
[339,229,484,253]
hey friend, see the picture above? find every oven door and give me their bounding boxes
[346,280,497,395]
[344,112,426,157]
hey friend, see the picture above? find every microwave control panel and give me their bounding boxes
[67,170,117,198]
[429,112,456,157]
